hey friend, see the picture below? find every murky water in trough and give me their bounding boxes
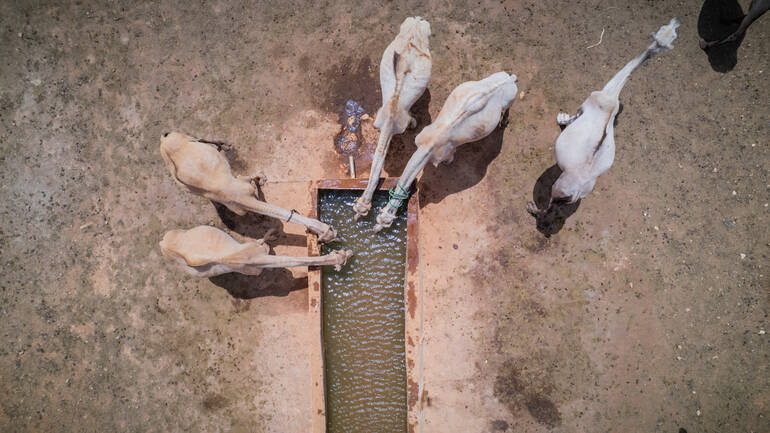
[319,189,408,433]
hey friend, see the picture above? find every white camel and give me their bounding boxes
[528,18,680,217]
[160,226,352,278]
[160,132,337,242]
[352,16,432,220]
[373,71,518,231]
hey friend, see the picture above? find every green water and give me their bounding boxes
[319,189,408,433]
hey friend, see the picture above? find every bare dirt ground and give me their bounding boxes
[1,1,767,432]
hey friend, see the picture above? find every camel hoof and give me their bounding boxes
[374,207,396,232]
[333,250,353,270]
[352,199,371,220]
[317,227,338,243]
[373,216,393,232]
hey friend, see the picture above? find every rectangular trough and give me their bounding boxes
[307,178,422,433]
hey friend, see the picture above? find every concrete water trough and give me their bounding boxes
[307,178,422,433]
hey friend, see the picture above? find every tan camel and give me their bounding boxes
[160,132,337,242]
[160,226,352,278]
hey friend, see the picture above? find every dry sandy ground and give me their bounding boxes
[1,0,767,432]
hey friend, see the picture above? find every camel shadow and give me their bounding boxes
[384,89,433,176]
[698,0,747,72]
[418,109,508,207]
[207,204,310,299]
[209,270,308,299]
[209,201,310,298]
[529,164,581,237]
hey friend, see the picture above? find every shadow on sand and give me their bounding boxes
[529,164,581,237]
[209,270,308,299]
[418,109,509,207]
[383,89,433,177]
[207,184,310,299]
[698,0,748,72]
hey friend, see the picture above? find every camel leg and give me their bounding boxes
[185,249,352,277]
[701,0,770,49]
[245,249,353,271]
[736,0,770,35]
[240,195,338,242]
[374,145,432,231]
[353,124,393,220]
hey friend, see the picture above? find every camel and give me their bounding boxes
[160,132,337,242]
[373,71,518,231]
[352,16,432,220]
[527,18,679,218]
[160,226,352,278]
[700,0,769,49]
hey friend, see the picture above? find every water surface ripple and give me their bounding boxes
[320,190,408,433]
